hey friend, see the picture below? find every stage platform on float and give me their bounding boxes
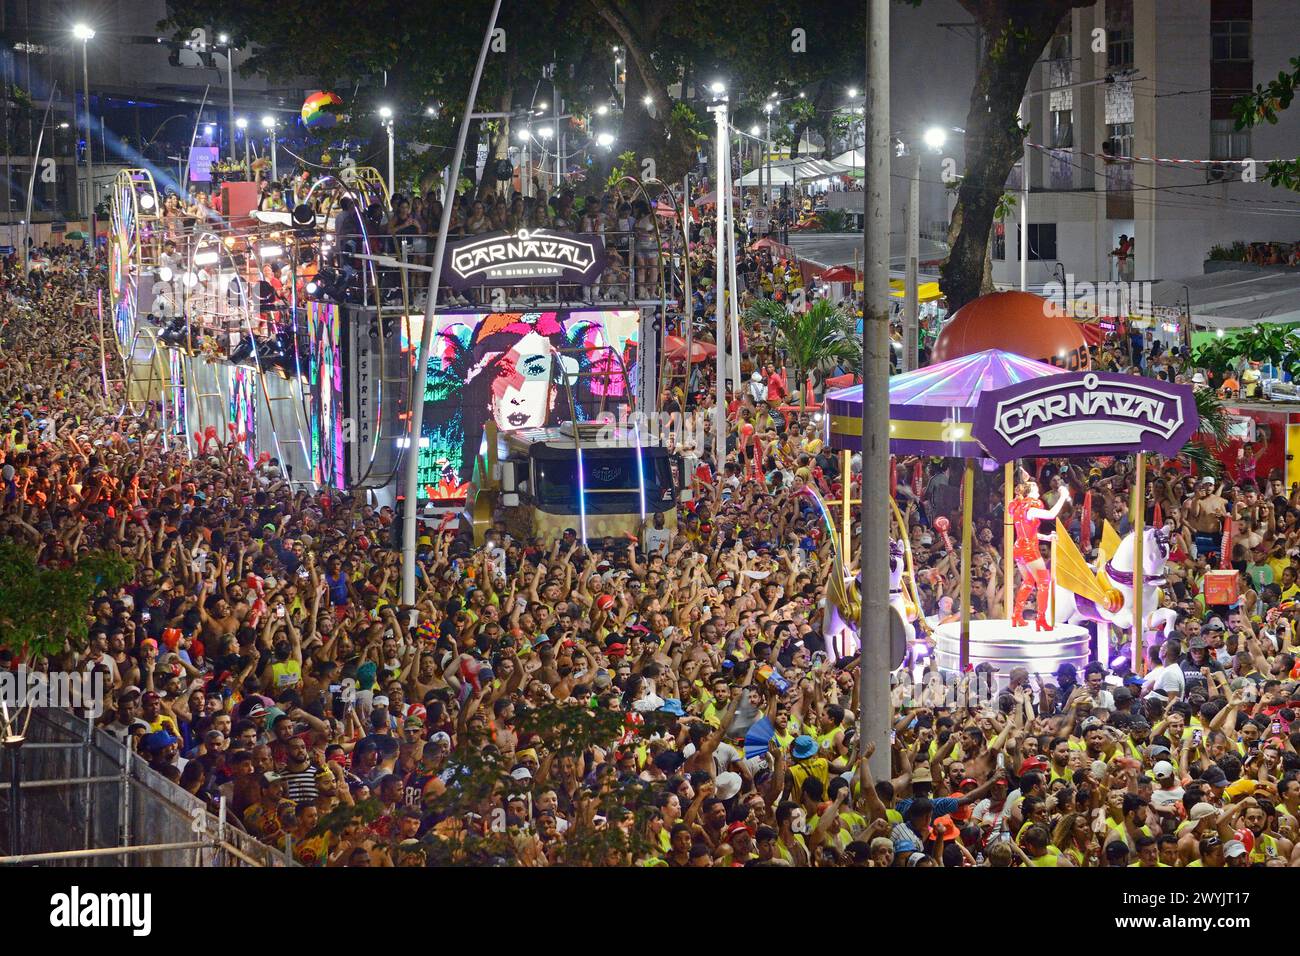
[933,619,1091,682]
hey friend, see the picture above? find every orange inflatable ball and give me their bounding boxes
[931,291,1090,371]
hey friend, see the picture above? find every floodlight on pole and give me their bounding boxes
[218,33,229,44]
[922,126,947,150]
[73,24,95,241]
[515,128,529,142]
[709,81,726,95]
[596,105,608,116]
[378,105,393,120]
[538,126,554,139]
[261,115,278,179]
[596,132,615,147]
[848,87,858,98]
[235,117,247,129]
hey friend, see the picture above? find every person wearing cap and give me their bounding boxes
[1223,838,1250,866]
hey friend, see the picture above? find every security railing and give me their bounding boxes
[0,707,291,867]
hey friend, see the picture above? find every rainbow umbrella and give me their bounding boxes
[826,348,1064,459]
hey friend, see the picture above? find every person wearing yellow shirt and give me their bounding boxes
[1128,834,1171,867]
[1021,825,1069,866]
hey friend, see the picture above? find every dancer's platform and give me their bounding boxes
[933,619,1091,682]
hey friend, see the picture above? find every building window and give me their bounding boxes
[1049,33,1071,63]
[1211,20,1251,61]
[1211,118,1251,160]
[1107,29,1134,68]
[1017,224,1057,261]
[1105,122,1134,159]
[992,222,1005,260]
[1051,109,1074,148]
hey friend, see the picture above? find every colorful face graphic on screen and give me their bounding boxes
[413,310,640,501]
[490,330,557,430]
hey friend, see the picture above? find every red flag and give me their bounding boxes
[1080,491,1092,552]
[1152,500,1163,531]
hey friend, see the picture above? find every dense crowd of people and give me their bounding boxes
[6,210,1300,870]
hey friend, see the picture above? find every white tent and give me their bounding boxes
[738,164,795,186]
[831,148,865,170]
[738,158,851,186]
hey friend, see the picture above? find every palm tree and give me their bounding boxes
[1179,386,1228,478]
[752,297,861,410]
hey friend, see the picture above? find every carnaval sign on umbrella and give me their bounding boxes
[972,371,1198,463]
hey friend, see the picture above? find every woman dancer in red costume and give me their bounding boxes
[1008,474,1070,630]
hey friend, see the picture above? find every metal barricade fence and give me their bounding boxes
[0,708,291,867]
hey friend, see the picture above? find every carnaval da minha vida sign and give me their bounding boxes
[972,371,1198,462]
[443,228,606,292]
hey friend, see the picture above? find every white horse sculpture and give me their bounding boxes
[821,540,914,661]
[1053,526,1178,643]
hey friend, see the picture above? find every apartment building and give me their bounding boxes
[992,0,1300,289]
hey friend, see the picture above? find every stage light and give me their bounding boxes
[258,244,284,259]
[193,251,219,265]
[291,203,315,227]
[204,124,215,135]
[305,279,320,296]
[228,336,255,364]
[157,266,172,282]
[182,272,199,287]
[139,193,155,211]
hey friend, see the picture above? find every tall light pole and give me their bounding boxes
[861,0,892,780]
[707,90,728,467]
[400,0,505,606]
[764,102,773,209]
[220,34,237,163]
[379,106,395,195]
[236,116,249,172]
[73,23,94,241]
[261,115,277,180]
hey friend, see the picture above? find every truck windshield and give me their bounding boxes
[533,448,674,514]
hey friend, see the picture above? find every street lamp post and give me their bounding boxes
[379,106,395,195]
[861,0,892,780]
[707,95,728,467]
[236,117,249,172]
[400,0,505,607]
[73,24,94,242]
[220,35,237,164]
[261,115,277,180]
